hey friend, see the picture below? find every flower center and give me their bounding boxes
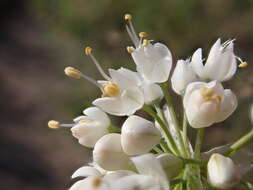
[102,82,120,97]
[200,87,221,103]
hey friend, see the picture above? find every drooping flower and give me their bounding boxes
[191,39,242,81]
[121,115,161,155]
[71,107,110,148]
[183,80,237,128]
[124,14,172,84]
[207,153,241,189]
[93,133,134,171]
[171,59,198,95]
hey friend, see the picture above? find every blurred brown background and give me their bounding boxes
[1,0,252,189]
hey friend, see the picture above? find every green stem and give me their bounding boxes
[159,82,187,157]
[142,104,180,156]
[160,138,173,154]
[152,146,164,154]
[194,128,205,160]
[182,112,190,157]
[225,129,253,156]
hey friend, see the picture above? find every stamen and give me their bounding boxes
[126,46,135,53]
[84,46,111,81]
[102,82,121,97]
[65,67,81,79]
[92,177,102,188]
[238,62,248,68]
[200,87,221,103]
[124,14,132,21]
[79,119,92,123]
[64,67,103,89]
[124,13,139,47]
[142,39,149,47]
[126,25,139,47]
[85,46,92,55]
[139,32,148,38]
[48,120,60,129]
[236,56,248,68]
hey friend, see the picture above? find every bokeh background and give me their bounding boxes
[1,0,252,189]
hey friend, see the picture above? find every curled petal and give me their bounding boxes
[71,166,102,178]
[83,107,110,127]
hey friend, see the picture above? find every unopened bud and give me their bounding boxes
[207,153,241,189]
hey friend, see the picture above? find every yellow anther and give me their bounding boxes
[142,39,149,47]
[48,120,60,129]
[139,32,148,38]
[238,61,248,68]
[124,14,132,21]
[64,67,81,79]
[200,87,221,102]
[102,82,121,97]
[85,46,92,55]
[127,46,135,53]
[78,119,92,123]
[92,177,102,188]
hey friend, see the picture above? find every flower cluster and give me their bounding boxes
[48,14,253,190]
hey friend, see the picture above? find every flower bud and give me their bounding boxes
[157,153,183,178]
[93,133,132,171]
[171,59,198,95]
[121,115,161,155]
[207,153,241,189]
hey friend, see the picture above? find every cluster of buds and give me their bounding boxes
[48,14,253,190]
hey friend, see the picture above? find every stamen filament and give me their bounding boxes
[80,73,103,89]
[89,53,111,81]
[126,25,139,47]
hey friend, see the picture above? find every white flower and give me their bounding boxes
[157,153,183,178]
[131,43,173,83]
[121,115,161,155]
[93,68,144,116]
[191,39,237,81]
[71,166,103,179]
[207,153,241,189]
[171,59,198,95]
[71,107,110,148]
[183,80,237,128]
[93,133,133,171]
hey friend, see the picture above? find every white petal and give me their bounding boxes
[93,134,132,171]
[71,166,102,178]
[183,81,206,108]
[132,43,172,83]
[103,170,136,183]
[222,56,237,81]
[69,176,109,190]
[191,48,207,79]
[121,115,161,155]
[111,175,160,190]
[215,89,237,122]
[171,59,198,95]
[109,68,139,90]
[131,154,169,190]
[83,107,110,127]
[142,83,163,104]
[71,122,108,148]
[117,67,142,86]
